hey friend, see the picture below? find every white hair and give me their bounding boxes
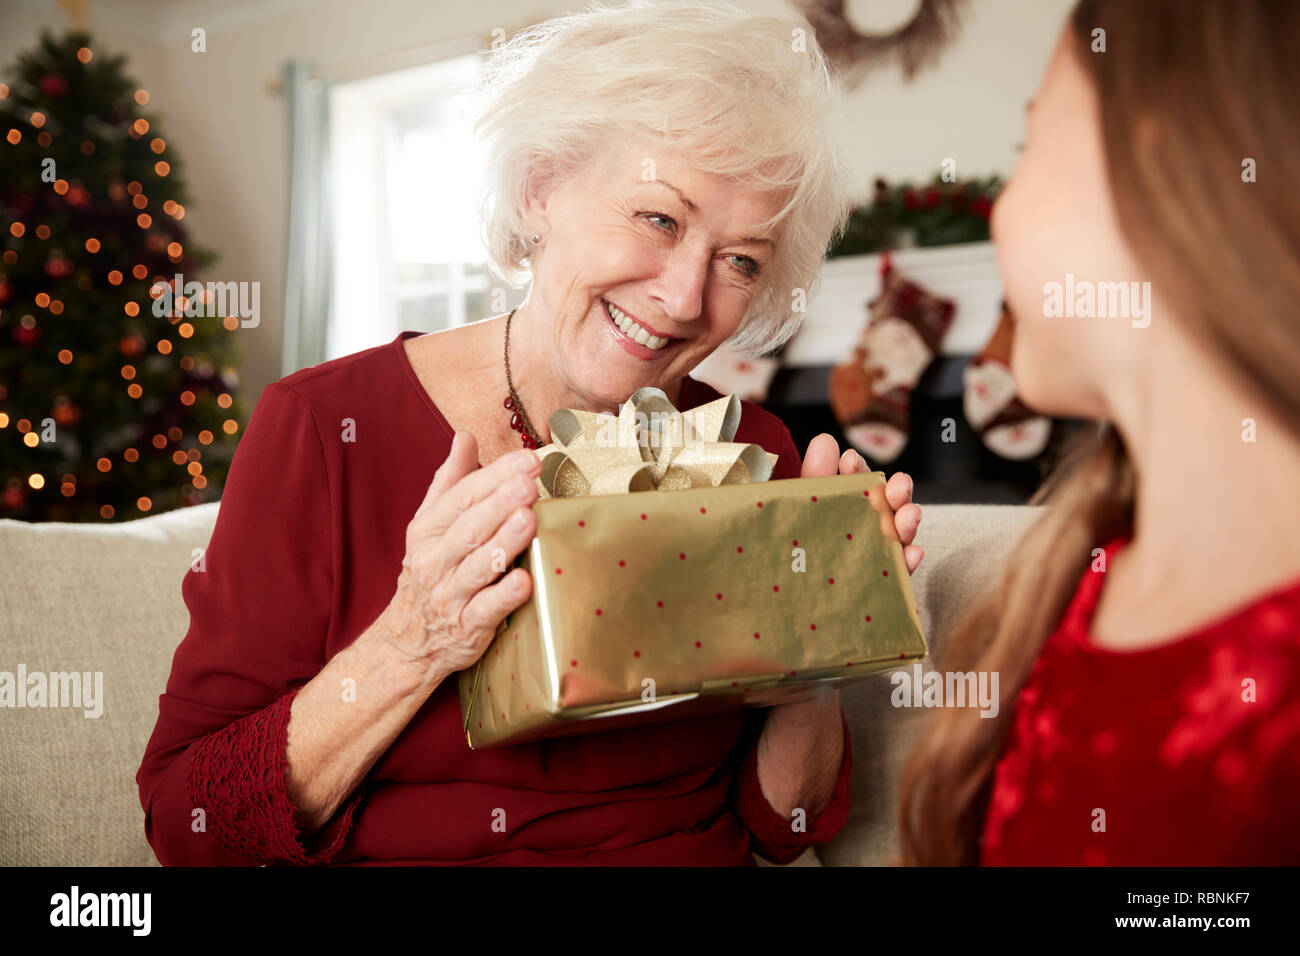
[473,0,854,359]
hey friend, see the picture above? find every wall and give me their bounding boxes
[1,0,1075,402]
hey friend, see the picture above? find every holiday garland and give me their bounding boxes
[827,174,1002,259]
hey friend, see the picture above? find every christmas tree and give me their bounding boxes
[0,29,246,523]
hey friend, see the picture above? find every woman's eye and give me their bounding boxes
[635,211,757,278]
[642,212,677,232]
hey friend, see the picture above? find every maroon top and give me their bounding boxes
[137,330,852,865]
[982,537,1300,864]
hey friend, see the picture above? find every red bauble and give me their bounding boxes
[44,254,75,279]
[117,335,146,357]
[972,196,994,220]
[64,185,91,208]
[39,74,70,98]
[1,486,26,510]
[0,280,11,305]
[52,400,81,428]
[13,325,40,347]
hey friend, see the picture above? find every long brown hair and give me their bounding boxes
[898,0,1300,865]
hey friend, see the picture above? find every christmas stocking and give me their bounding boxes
[962,301,1051,460]
[829,263,954,464]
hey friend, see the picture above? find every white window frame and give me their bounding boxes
[326,51,490,361]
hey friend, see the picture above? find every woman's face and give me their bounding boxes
[524,135,785,409]
[990,30,1149,420]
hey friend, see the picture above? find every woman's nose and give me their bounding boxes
[647,246,709,323]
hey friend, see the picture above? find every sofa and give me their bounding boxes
[0,500,1039,866]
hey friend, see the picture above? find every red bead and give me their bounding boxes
[504,396,515,410]
[509,412,521,431]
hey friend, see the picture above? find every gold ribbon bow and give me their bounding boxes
[532,386,779,498]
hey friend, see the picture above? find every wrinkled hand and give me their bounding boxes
[800,433,923,575]
[382,432,541,682]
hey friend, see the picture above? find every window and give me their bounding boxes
[327,52,523,360]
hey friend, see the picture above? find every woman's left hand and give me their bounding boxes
[800,433,923,575]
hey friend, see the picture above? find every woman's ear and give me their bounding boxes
[521,162,557,237]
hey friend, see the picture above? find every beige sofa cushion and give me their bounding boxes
[0,503,220,866]
[0,500,1038,866]
[820,504,1043,866]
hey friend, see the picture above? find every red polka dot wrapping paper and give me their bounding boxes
[458,470,927,749]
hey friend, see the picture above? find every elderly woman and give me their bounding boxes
[137,0,923,866]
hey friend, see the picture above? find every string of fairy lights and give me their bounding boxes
[1,43,242,520]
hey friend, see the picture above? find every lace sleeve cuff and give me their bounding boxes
[187,687,362,865]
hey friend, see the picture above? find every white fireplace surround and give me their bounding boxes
[782,241,1004,365]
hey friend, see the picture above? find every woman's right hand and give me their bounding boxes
[380,431,541,682]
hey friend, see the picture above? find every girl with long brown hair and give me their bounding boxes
[900,0,1300,864]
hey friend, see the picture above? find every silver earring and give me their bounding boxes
[530,233,541,245]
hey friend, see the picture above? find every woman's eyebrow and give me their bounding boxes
[642,178,774,246]
[646,177,698,212]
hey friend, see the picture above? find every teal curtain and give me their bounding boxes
[281,60,332,375]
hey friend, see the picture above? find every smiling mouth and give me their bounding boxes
[602,299,679,352]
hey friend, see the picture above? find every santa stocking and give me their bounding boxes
[962,301,1051,460]
[829,264,954,464]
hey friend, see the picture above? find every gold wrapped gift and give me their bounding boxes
[458,386,926,749]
